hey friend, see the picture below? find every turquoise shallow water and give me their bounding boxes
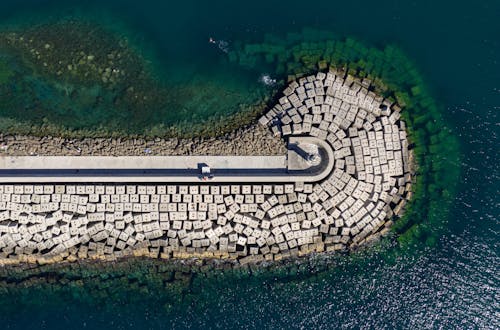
[0,0,498,329]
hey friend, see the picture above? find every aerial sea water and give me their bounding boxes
[0,0,498,329]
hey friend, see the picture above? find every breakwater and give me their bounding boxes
[0,69,412,265]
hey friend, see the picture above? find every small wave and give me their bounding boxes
[209,37,230,53]
[259,74,276,86]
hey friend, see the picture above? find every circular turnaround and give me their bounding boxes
[0,69,413,266]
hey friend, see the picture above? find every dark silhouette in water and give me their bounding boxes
[209,36,229,53]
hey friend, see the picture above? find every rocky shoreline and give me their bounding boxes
[0,124,287,156]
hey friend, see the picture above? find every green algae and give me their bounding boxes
[0,245,388,314]
[0,58,13,84]
[0,20,272,138]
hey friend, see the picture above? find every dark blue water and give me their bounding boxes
[0,0,498,328]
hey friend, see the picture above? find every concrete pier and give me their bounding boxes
[0,69,413,265]
[0,137,332,183]
[0,155,287,170]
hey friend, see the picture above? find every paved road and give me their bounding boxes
[0,137,334,183]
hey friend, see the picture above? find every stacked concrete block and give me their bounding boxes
[0,69,412,265]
